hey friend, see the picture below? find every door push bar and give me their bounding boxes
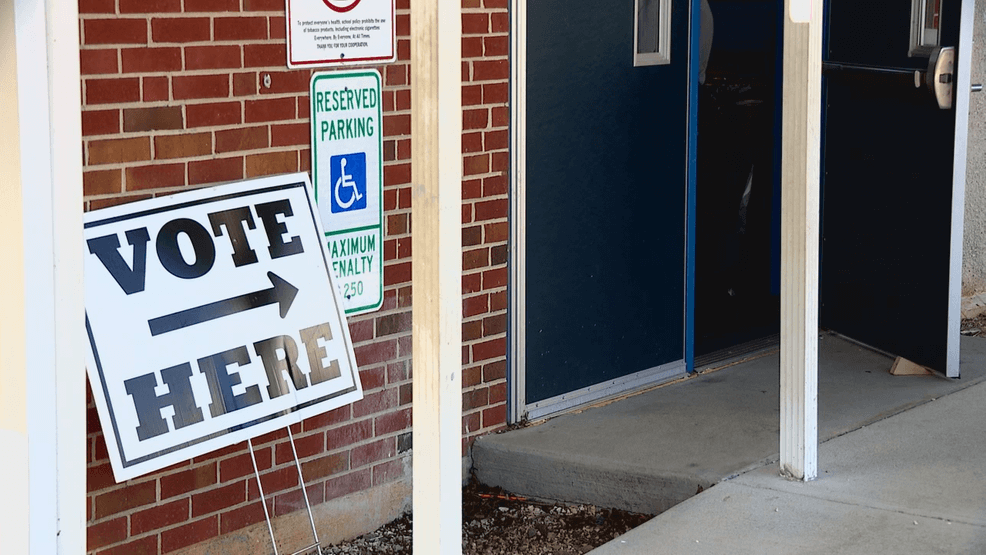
[822,47,964,110]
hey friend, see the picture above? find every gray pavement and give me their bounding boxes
[590,367,986,554]
[474,334,986,516]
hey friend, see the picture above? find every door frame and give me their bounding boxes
[508,0,700,423]
[946,0,975,377]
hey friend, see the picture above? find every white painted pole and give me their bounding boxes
[3,0,85,552]
[779,0,822,481]
[411,0,463,553]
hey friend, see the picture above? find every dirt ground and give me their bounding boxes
[320,480,651,555]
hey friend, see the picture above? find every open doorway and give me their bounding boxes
[694,0,782,359]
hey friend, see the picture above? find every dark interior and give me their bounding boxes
[694,0,782,357]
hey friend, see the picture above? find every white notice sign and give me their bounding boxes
[84,174,363,482]
[311,70,384,315]
[286,0,396,68]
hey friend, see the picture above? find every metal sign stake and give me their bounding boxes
[248,437,280,555]
[248,429,322,555]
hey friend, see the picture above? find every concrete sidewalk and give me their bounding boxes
[590,368,986,554]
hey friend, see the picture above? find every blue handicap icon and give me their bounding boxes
[329,152,367,214]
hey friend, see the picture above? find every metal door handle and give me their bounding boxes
[926,46,956,109]
[973,84,983,93]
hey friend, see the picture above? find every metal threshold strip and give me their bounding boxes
[694,333,780,370]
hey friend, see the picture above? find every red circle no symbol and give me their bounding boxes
[322,0,361,12]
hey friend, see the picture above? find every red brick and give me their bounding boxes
[491,289,508,311]
[464,154,490,176]
[259,70,310,94]
[475,198,508,221]
[463,387,489,411]
[353,388,398,419]
[463,411,481,434]
[484,35,509,57]
[86,462,116,493]
[375,408,412,436]
[492,12,509,32]
[245,97,296,123]
[384,260,411,286]
[244,43,287,67]
[192,481,246,517]
[120,0,180,12]
[352,438,395,468]
[492,106,509,126]
[473,337,506,362]
[173,74,229,100]
[219,448,272,482]
[484,360,507,382]
[87,517,127,551]
[94,480,157,519]
[325,468,371,501]
[88,137,150,165]
[300,451,349,481]
[186,101,242,127]
[82,110,120,136]
[247,466,300,499]
[396,12,410,35]
[123,106,183,132]
[462,13,489,34]
[473,59,509,81]
[383,163,411,187]
[462,36,483,58]
[189,156,244,185]
[484,314,507,337]
[244,0,283,9]
[483,268,508,290]
[463,247,489,270]
[80,49,118,75]
[216,126,268,153]
[271,123,308,146]
[303,405,351,432]
[354,339,398,368]
[233,72,258,96]
[245,151,297,177]
[83,170,122,196]
[485,129,508,151]
[325,420,372,450]
[161,463,217,499]
[274,432,324,464]
[219,500,270,535]
[463,272,482,294]
[84,19,148,45]
[80,0,114,13]
[152,17,211,43]
[215,16,268,40]
[373,458,407,486]
[483,404,507,428]
[185,45,242,70]
[463,294,489,317]
[131,498,189,535]
[492,151,509,172]
[484,174,508,196]
[143,76,170,101]
[125,163,186,191]
[484,82,509,104]
[184,0,239,11]
[86,78,140,105]
[383,114,411,137]
[155,133,211,159]
[161,516,218,553]
[463,132,483,154]
[269,16,287,39]
[94,536,157,555]
[463,180,482,201]
[349,319,374,343]
[360,366,386,390]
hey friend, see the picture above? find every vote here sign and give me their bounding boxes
[84,174,362,482]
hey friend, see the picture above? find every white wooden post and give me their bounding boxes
[411,0,463,553]
[1,0,85,552]
[779,0,822,481]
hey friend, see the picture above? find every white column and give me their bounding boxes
[411,0,463,553]
[779,0,822,481]
[1,0,85,553]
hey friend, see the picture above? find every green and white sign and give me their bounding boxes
[310,70,383,316]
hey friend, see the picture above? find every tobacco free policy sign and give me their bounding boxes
[286,0,396,67]
[84,174,362,482]
[311,70,383,316]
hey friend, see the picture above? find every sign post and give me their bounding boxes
[84,174,362,482]
[310,70,384,316]
[286,0,396,68]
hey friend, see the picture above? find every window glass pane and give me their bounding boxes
[637,0,660,54]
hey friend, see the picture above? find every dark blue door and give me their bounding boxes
[524,0,694,410]
[821,0,968,376]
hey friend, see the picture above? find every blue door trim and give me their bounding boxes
[684,0,700,373]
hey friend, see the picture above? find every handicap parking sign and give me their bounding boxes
[329,152,367,213]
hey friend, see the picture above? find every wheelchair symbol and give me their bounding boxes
[334,158,363,209]
[329,153,367,213]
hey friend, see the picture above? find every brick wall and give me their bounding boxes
[80,0,509,552]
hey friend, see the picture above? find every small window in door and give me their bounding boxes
[910,0,942,57]
[635,0,671,66]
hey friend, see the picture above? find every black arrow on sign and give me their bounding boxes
[148,272,299,337]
